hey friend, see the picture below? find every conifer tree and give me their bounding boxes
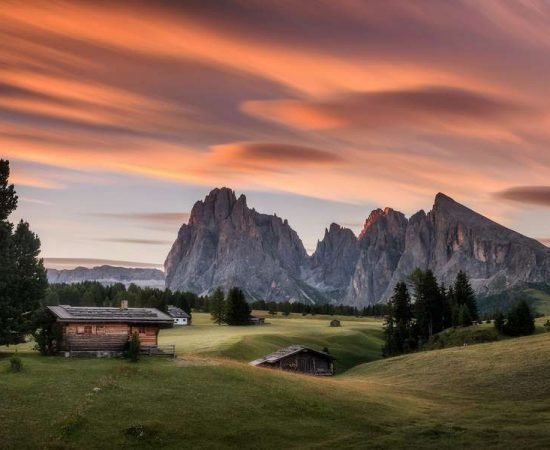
[209,287,226,325]
[0,160,47,345]
[224,287,251,325]
[503,299,535,336]
[413,270,445,341]
[454,271,478,324]
[383,281,414,356]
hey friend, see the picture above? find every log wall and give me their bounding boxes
[62,323,159,350]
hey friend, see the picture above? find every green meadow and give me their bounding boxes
[1,314,550,449]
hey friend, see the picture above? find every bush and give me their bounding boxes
[127,332,140,362]
[32,307,63,355]
[9,356,22,373]
[544,320,550,333]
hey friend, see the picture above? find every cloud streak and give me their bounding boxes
[495,186,550,207]
[2,0,550,261]
[94,238,173,246]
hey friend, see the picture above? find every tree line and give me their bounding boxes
[248,299,388,317]
[384,269,537,357]
[45,281,196,315]
[0,160,48,345]
[383,269,479,356]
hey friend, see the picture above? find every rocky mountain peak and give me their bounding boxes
[166,187,550,307]
[165,187,309,301]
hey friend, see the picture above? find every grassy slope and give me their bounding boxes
[478,285,550,316]
[1,315,550,449]
[159,313,384,372]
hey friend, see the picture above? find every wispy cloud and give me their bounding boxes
[495,186,550,207]
[94,238,172,245]
[90,212,190,227]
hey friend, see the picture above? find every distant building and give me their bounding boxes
[249,316,265,326]
[47,302,173,354]
[167,305,192,326]
[330,319,341,327]
[250,345,335,375]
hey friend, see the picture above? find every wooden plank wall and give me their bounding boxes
[62,323,159,350]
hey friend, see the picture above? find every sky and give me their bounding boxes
[2,0,550,269]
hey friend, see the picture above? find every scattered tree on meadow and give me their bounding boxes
[494,311,505,333]
[412,269,446,342]
[0,160,47,345]
[383,282,415,356]
[224,287,251,326]
[209,287,226,325]
[452,271,478,326]
[496,299,535,337]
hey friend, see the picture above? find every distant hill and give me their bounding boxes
[47,265,165,288]
[165,187,550,306]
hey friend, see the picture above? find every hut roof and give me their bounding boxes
[167,305,191,319]
[47,305,173,326]
[249,345,334,366]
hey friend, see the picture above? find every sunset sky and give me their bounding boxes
[2,0,550,269]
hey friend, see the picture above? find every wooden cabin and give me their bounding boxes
[167,305,191,326]
[47,303,173,353]
[249,316,265,326]
[249,345,335,376]
[330,319,341,327]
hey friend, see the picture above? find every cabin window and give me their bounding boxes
[76,326,84,334]
[84,325,92,334]
[138,327,146,334]
[145,328,156,336]
[96,326,105,335]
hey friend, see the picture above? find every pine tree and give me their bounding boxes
[454,271,478,323]
[0,160,47,345]
[494,311,505,333]
[413,270,445,341]
[224,287,251,326]
[503,300,535,336]
[209,287,225,325]
[383,281,415,356]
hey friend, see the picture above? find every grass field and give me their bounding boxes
[1,314,550,449]
[159,312,384,372]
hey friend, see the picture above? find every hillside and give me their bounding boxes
[1,317,550,449]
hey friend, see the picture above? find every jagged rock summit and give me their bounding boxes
[164,188,550,305]
[164,187,312,302]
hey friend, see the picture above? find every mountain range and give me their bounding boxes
[47,265,165,288]
[164,188,550,306]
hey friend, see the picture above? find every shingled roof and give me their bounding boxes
[166,305,191,319]
[47,305,173,326]
[249,345,334,366]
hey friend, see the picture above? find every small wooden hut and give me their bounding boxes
[330,319,341,327]
[249,315,265,325]
[47,303,173,354]
[249,345,335,375]
[167,305,191,326]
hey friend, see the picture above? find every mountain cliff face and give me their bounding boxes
[47,265,165,288]
[304,223,359,298]
[347,208,408,305]
[164,188,310,301]
[165,188,550,305]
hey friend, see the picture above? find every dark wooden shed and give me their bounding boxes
[249,345,335,376]
[330,319,341,327]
